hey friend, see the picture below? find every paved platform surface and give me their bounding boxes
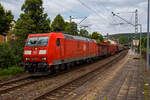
[93,50,144,100]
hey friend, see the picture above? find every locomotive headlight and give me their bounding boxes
[25,58,30,60]
[42,57,47,61]
[39,50,47,54]
[24,50,31,55]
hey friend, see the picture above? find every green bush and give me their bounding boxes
[0,43,16,68]
[0,66,24,79]
[8,39,24,64]
[0,66,23,75]
[0,42,25,79]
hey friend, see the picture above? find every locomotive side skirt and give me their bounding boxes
[53,54,98,65]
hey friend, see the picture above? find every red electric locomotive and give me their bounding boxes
[23,32,123,75]
[23,32,99,74]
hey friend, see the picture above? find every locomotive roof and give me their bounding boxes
[63,34,94,42]
[28,32,95,42]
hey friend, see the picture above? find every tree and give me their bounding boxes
[90,32,104,43]
[142,37,147,48]
[79,29,89,37]
[15,0,50,37]
[51,14,65,32]
[119,36,128,44]
[65,22,78,36]
[141,37,150,49]
[13,0,50,62]
[21,0,50,33]
[0,3,14,35]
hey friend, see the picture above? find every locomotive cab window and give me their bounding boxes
[26,36,49,47]
[56,38,60,46]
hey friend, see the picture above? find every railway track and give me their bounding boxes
[0,75,30,87]
[0,50,128,100]
[34,50,128,100]
[0,71,75,95]
[0,76,45,95]
[0,58,103,96]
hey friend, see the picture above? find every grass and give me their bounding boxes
[144,82,149,100]
[144,73,150,100]
[142,59,150,100]
[0,66,25,80]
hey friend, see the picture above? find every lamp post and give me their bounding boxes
[147,0,150,70]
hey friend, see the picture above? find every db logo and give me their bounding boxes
[33,51,37,55]
[83,45,86,51]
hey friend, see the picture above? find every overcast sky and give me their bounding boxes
[0,0,147,35]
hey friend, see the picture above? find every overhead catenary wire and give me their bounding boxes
[91,1,134,27]
[86,0,139,35]
[45,0,107,33]
[77,0,109,23]
[89,0,132,33]
[92,1,112,13]
[112,11,136,34]
[43,1,80,17]
[44,0,91,26]
[92,2,116,25]
[76,0,111,33]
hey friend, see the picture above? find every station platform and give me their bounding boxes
[73,50,145,100]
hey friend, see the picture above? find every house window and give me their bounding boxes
[3,36,7,42]
[11,34,15,40]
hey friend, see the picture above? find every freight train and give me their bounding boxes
[23,32,124,75]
